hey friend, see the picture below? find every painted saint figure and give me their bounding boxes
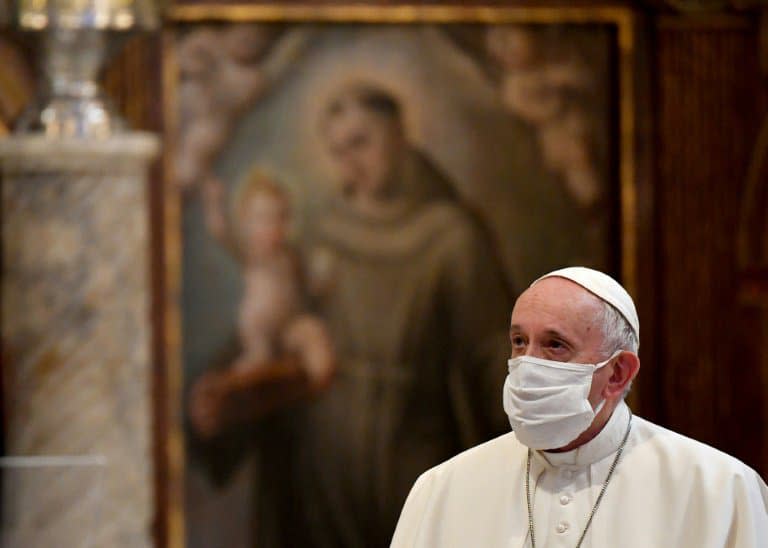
[287,83,514,546]
[189,83,512,547]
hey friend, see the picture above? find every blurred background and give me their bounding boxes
[1,1,767,547]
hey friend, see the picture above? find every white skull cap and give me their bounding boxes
[532,266,639,340]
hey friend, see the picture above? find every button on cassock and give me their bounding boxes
[556,522,569,534]
[559,494,572,505]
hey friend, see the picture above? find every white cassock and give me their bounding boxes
[391,401,768,547]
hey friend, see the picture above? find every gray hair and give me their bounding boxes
[598,301,639,397]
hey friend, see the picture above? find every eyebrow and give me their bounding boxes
[509,324,576,344]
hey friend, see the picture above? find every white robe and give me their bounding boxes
[391,401,768,547]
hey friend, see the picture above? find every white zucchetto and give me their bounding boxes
[532,266,639,340]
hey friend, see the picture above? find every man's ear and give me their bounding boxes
[604,351,640,399]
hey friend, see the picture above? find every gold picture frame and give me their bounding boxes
[160,5,639,547]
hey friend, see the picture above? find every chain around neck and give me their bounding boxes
[524,410,633,548]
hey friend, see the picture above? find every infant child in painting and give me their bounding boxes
[202,170,335,386]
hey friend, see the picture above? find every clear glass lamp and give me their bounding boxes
[0,0,158,137]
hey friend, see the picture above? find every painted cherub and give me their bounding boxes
[201,169,336,389]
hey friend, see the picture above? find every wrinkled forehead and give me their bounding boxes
[511,277,605,333]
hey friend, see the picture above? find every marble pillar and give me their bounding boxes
[0,134,159,547]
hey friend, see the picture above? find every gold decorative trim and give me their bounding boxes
[167,4,631,24]
[160,7,638,548]
[161,27,186,548]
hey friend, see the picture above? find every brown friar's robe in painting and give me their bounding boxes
[196,150,512,548]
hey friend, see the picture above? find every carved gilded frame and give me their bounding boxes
[160,6,640,547]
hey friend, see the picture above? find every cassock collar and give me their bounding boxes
[534,400,631,468]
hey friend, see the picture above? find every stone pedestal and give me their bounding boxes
[0,134,159,547]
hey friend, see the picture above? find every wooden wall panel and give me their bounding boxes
[655,18,768,477]
[104,35,163,133]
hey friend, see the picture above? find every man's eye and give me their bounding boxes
[511,336,525,347]
[549,340,565,350]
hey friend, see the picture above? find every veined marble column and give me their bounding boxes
[0,134,159,547]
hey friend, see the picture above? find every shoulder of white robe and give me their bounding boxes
[390,470,438,547]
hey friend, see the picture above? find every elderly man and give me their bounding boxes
[391,267,768,547]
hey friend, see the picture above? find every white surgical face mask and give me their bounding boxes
[502,351,620,450]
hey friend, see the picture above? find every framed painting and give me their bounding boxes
[161,5,640,547]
